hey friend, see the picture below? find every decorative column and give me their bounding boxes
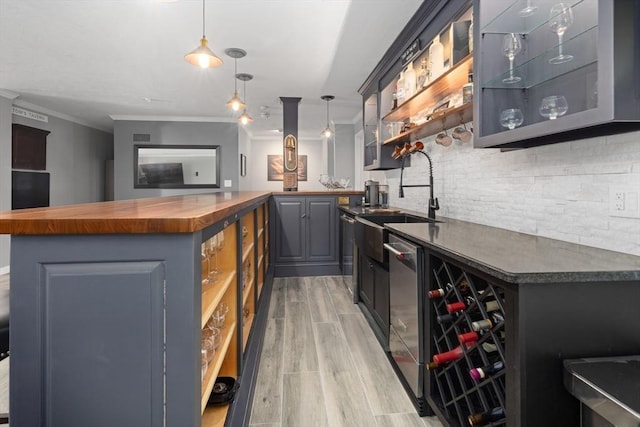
[280,97,301,191]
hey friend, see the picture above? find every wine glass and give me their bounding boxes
[502,33,522,84]
[201,243,212,286]
[214,230,225,275]
[539,95,568,120]
[549,3,574,64]
[518,0,537,17]
[499,109,524,130]
[207,234,218,280]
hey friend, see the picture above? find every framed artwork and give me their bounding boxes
[267,155,307,181]
[240,153,247,177]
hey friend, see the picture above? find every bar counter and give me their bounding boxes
[0,191,272,234]
[0,191,281,427]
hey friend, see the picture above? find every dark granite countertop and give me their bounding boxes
[339,205,640,284]
[387,219,640,284]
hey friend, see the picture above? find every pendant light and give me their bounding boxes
[237,73,254,125]
[225,48,246,111]
[321,95,335,138]
[184,0,223,68]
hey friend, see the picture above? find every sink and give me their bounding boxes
[357,214,434,226]
[354,214,436,264]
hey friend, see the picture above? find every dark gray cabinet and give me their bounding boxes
[272,195,339,276]
[358,252,389,339]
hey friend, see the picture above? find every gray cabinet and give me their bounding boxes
[272,195,339,276]
[474,0,640,149]
[358,252,390,339]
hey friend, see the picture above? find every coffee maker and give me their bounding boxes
[364,180,379,207]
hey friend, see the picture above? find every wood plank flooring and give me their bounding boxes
[249,276,443,427]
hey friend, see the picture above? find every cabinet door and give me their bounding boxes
[373,262,390,335]
[359,253,375,309]
[306,197,337,262]
[12,123,50,170]
[274,197,305,263]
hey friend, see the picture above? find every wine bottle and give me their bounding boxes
[463,72,474,104]
[408,140,424,153]
[396,71,405,104]
[464,296,501,313]
[471,312,504,332]
[429,35,445,81]
[468,407,505,426]
[432,343,473,365]
[446,301,466,314]
[436,312,461,325]
[458,331,480,344]
[469,360,504,381]
[416,58,429,89]
[404,61,417,99]
[428,281,454,299]
[399,142,412,156]
[429,280,469,299]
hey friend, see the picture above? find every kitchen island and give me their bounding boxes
[0,192,272,427]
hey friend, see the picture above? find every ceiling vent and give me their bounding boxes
[133,133,151,142]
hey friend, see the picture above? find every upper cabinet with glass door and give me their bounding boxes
[474,0,640,149]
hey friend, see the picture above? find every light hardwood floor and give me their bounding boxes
[249,276,443,427]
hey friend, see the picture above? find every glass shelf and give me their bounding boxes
[481,0,586,34]
[482,25,597,89]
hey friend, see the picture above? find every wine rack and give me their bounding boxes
[428,255,506,426]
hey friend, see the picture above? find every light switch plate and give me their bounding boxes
[224,180,232,188]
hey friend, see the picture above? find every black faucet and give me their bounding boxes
[399,150,440,220]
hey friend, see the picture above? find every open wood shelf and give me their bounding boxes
[383,54,473,122]
[242,242,254,263]
[201,271,236,329]
[201,321,237,413]
[382,103,473,145]
[242,277,255,307]
[242,314,255,350]
[201,405,229,427]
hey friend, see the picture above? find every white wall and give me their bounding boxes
[366,124,640,256]
[247,137,325,191]
[0,95,14,274]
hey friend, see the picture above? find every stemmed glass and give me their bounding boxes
[500,108,524,130]
[539,95,568,120]
[549,3,574,64]
[207,234,218,281]
[201,243,212,286]
[214,231,225,275]
[519,0,538,17]
[502,33,522,84]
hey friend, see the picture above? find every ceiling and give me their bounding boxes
[0,0,423,139]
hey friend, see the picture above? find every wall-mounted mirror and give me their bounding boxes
[134,144,220,188]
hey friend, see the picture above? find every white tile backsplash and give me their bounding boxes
[366,125,640,256]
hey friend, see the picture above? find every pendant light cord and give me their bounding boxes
[202,0,206,37]
[234,58,238,93]
[326,98,330,126]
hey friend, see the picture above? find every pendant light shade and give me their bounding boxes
[185,0,223,68]
[321,95,335,137]
[225,48,247,111]
[237,73,254,125]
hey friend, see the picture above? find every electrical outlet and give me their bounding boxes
[224,180,232,188]
[609,187,640,218]
[615,192,625,210]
